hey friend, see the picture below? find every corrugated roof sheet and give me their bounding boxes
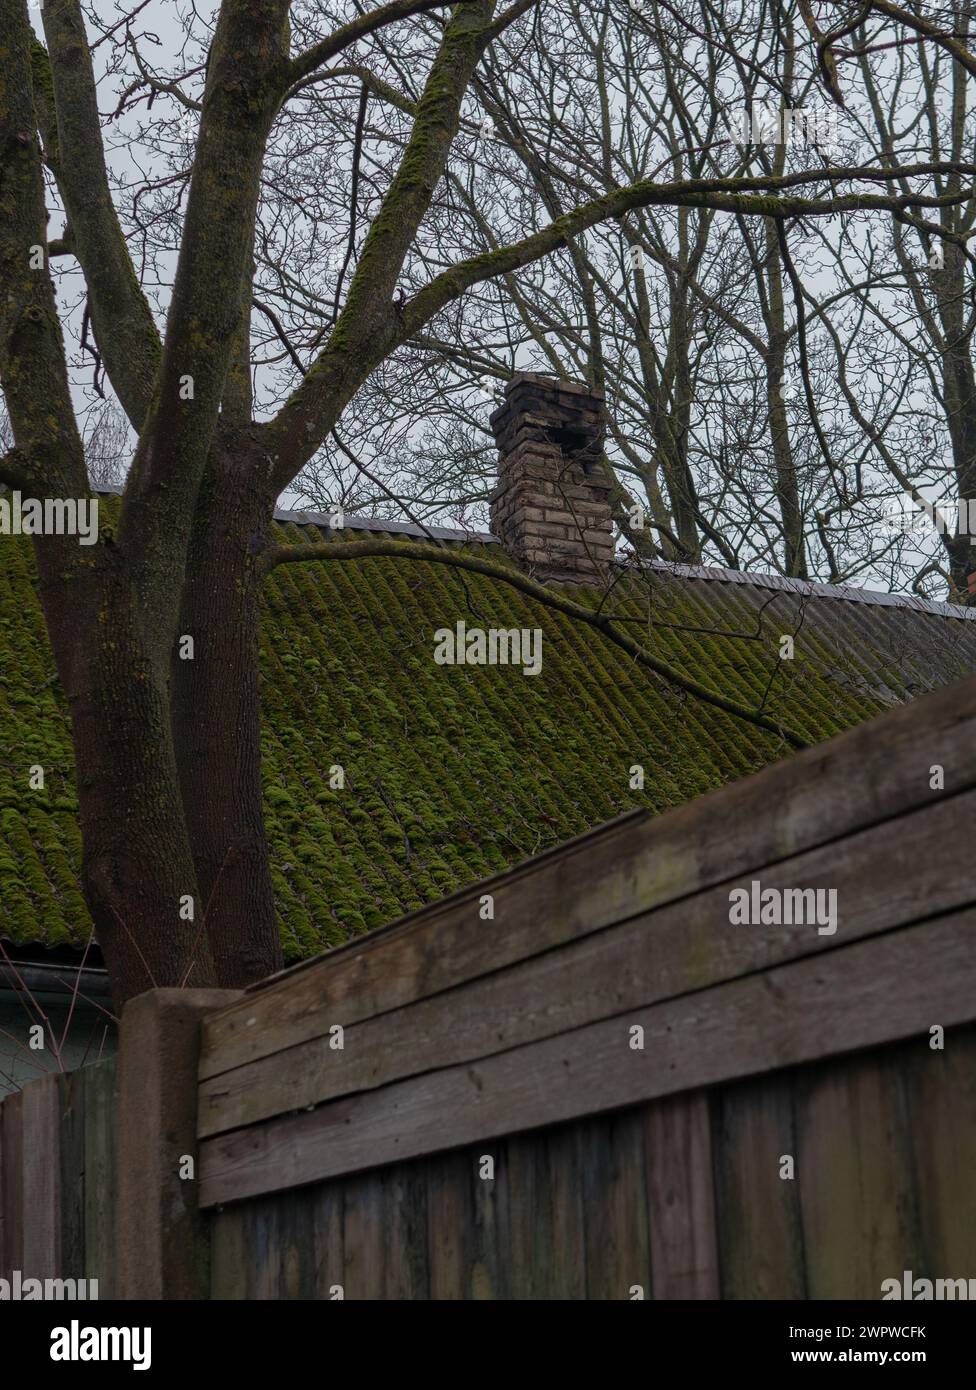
[2,503,974,957]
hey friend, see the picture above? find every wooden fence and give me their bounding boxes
[196,669,976,1298]
[3,672,976,1298]
[0,1060,116,1297]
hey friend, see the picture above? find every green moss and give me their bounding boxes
[1,521,970,956]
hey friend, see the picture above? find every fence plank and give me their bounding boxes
[504,1130,546,1300]
[382,1164,430,1300]
[59,1071,86,1284]
[903,1029,976,1280]
[645,1092,720,1299]
[0,1093,23,1279]
[199,911,976,1206]
[278,1188,317,1299]
[199,673,976,1082]
[546,1126,587,1299]
[83,1059,116,1298]
[422,1146,509,1300]
[21,1075,61,1281]
[342,1170,386,1300]
[712,1073,806,1298]
[793,1049,922,1299]
[581,1109,650,1300]
[312,1183,345,1300]
[200,783,976,1138]
[245,1196,281,1300]
[210,1207,248,1299]
[505,1124,586,1299]
[470,1146,508,1299]
[426,1151,469,1300]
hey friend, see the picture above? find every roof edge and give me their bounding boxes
[90,486,975,621]
[639,557,976,622]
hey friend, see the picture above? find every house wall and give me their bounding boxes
[0,996,116,1099]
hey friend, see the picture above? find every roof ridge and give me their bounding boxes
[90,486,976,621]
[640,557,976,622]
[273,504,498,546]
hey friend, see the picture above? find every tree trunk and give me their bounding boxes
[933,244,976,594]
[171,429,283,988]
[764,219,808,579]
[33,540,216,1008]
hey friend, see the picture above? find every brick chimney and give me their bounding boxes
[489,374,613,584]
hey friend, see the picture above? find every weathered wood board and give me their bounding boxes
[200,912,976,1205]
[205,1022,976,1300]
[200,784,976,1137]
[200,674,976,1082]
[0,1059,116,1294]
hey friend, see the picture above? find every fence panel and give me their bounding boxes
[206,1028,976,1300]
[0,1058,116,1298]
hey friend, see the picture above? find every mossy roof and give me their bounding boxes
[2,509,976,959]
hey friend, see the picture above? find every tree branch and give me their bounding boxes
[116,0,293,672]
[287,0,454,85]
[265,1,504,489]
[849,0,976,79]
[0,0,87,503]
[262,146,975,496]
[40,2,161,430]
[398,163,976,342]
[285,64,417,114]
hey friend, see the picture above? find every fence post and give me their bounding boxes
[20,1075,64,1283]
[115,988,241,1300]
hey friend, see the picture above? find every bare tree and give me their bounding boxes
[2,0,974,1005]
[288,1,976,594]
